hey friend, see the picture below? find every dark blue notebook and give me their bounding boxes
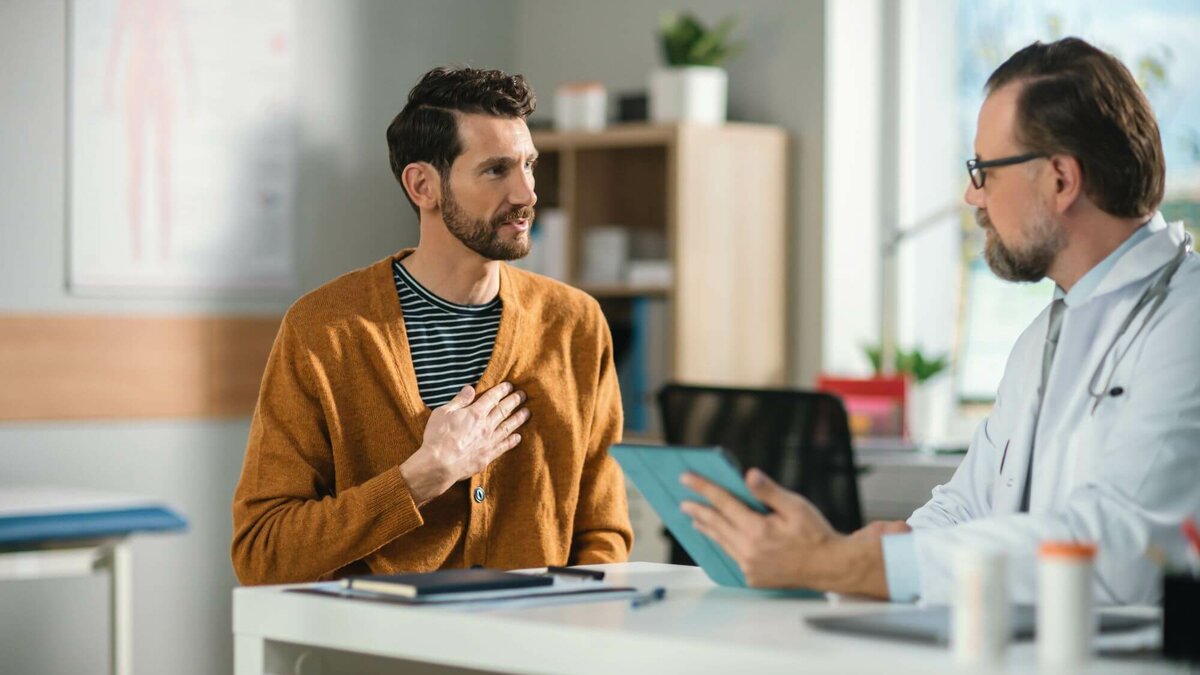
[341,568,553,598]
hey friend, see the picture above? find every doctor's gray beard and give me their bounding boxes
[978,205,1065,282]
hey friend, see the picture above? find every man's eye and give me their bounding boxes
[525,160,537,171]
[486,166,506,176]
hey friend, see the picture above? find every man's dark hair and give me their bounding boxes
[387,66,536,212]
[986,37,1164,218]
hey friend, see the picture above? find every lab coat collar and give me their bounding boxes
[1069,212,1187,305]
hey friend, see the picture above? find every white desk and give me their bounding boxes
[233,562,1174,675]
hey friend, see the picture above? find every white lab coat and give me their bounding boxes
[907,214,1200,605]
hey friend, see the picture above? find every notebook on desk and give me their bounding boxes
[296,569,638,609]
[342,568,552,598]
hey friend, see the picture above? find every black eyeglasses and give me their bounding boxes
[966,152,1046,189]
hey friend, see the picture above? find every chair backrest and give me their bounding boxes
[658,383,863,536]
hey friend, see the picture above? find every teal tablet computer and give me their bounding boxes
[610,443,820,596]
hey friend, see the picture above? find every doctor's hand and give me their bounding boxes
[401,383,530,506]
[680,469,889,598]
[850,520,912,539]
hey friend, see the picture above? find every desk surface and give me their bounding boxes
[233,563,1174,674]
[855,438,967,469]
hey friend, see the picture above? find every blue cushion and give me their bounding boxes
[0,506,187,545]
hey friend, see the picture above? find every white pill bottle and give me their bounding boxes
[952,546,1009,666]
[1038,541,1097,667]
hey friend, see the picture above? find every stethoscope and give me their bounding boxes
[1087,233,1193,413]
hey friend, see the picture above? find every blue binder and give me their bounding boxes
[610,443,820,596]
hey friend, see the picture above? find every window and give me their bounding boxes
[950,0,1200,403]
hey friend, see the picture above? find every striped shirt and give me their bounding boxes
[393,260,502,408]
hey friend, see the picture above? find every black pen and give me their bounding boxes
[546,565,605,581]
[630,586,667,608]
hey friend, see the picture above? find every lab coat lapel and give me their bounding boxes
[1089,215,1186,300]
[991,317,1048,515]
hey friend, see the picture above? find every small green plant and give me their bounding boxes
[863,343,884,374]
[658,12,744,67]
[896,348,949,384]
[862,343,949,384]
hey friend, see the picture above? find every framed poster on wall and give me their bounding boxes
[68,0,298,293]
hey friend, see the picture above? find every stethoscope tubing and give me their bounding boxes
[1086,234,1193,413]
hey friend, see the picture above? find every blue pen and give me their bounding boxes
[630,586,667,609]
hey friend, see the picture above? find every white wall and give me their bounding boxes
[0,1,515,673]
[513,0,827,384]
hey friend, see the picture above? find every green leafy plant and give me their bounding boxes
[862,344,949,384]
[658,12,744,67]
[895,348,949,384]
[862,343,884,374]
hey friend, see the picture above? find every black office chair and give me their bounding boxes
[657,383,864,566]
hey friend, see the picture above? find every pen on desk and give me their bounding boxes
[545,565,606,581]
[630,587,666,609]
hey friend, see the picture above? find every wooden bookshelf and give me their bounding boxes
[578,283,672,299]
[530,123,789,432]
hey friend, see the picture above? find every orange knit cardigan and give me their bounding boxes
[231,251,632,584]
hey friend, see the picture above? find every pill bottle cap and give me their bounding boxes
[1039,541,1097,560]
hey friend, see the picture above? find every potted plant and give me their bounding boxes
[649,12,743,125]
[863,344,950,445]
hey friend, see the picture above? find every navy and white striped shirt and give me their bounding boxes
[393,260,502,408]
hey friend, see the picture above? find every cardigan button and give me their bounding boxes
[473,486,485,503]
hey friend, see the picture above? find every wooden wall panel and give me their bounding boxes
[674,124,789,386]
[0,314,281,421]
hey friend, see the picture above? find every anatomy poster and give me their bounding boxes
[69,0,297,292]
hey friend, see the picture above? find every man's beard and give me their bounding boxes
[977,204,1065,282]
[441,185,534,262]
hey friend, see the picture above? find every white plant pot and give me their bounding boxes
[648,66,728,125]
[908,376,952,447]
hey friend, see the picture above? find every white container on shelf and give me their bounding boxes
[1038,541,1097,668]
[581,226,629,284]
[536,208,568,281]
[554,82,607,132]
[626,259,673,287]
[648,66,727,125]
[952,546,1009,667]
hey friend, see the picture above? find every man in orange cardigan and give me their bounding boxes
[232,66,632,584]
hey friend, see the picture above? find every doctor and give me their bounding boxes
[680,37,1200,604]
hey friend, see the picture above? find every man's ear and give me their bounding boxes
[1048,154,1083,214]
[401,162,442,211]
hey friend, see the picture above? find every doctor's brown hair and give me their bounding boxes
[986,37,1165,219]
[386,66,537,213]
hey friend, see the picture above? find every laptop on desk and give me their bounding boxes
[807,605,1158,644]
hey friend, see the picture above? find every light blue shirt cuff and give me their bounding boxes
[881,532,922,602]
